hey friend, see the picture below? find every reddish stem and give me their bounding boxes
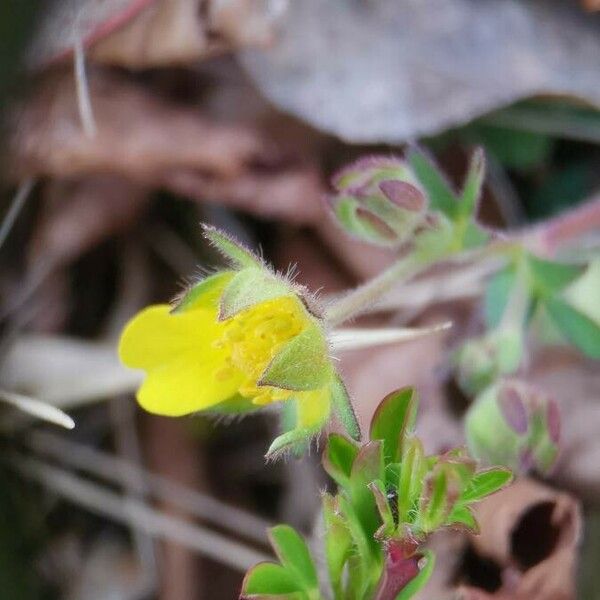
[373,538,422,600]
[522,195,600,257]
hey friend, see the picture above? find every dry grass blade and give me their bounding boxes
[330,322,452,352]
[27,430,273,544]
[11,454,272,572]
[0,389,75,429]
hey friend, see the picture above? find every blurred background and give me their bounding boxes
[0,1,599,598]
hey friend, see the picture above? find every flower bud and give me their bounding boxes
[328,156,428,247]
[466,379,560,474]
[454,329,523,396]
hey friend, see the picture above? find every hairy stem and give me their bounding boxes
[324,253,428,327]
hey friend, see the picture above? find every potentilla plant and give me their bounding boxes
[241,388,512,599]
[118,146,597,597]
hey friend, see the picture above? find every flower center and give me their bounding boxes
[214,296,306,405]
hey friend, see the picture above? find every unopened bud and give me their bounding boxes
[328,155,428,247]
[454,329,523,396]
[466,379,560,474]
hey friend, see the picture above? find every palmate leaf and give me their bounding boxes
[240,562,303,599]
[545,297,600,359]
[460,467,512,503]
[528,254,584,295]
[369,387,418,463]
[268,526,319,594]
[407,148,458,218]
[323,433,359,488]
[322,494,352,597]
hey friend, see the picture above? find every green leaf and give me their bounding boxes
[484,267,515,328]
[395,550,436,600]
[323,433,359,488]
[419,466,450,532]
[459,147,485,217]
[172,270,235,313]
[370,387,418,464]
[322,493,352,597]
[219,268,292,320]
[259,324,332,391]
[337,496,377,596]
[397,437,425,525]
[241,562,302,598]
[368,480,395,537]
[460,467,513,504]
[445,504,479,533]
[407,148,457,218]
[461,221,490,250]
[268,526,319,593]
[202,224,263,270]
[545,297,600,359]
[528,254,584,296]
[330,375,361,441]
[349,442,385,548]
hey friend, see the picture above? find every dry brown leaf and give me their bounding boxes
[28,175,149,267]
[31,0,282,69]
[464,479,581,600]
[7,68,272,182]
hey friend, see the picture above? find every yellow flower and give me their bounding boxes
[118,226,357,456]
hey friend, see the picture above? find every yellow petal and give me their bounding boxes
[137,354,243,416]
[119,304,221,370]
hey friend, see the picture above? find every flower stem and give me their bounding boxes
[324,253,429,327]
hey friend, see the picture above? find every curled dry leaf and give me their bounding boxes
[460,478,581,600]
[7,68,324,223]
[7,68,272,182]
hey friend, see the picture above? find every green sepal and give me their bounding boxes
[268,526,319,594]
[544,296,600,359]
[460,467,513,504]
[266,427,315,460]
[330,375,361,441]
[395,550,436,600]
[240,562,302,598]
[259,324,332,391]
[323,433,359,488]
[407,147,458,218]
[333,196,399,247]
[202,224,263,270]
[322,493,352,597]
[172,271,235,313]
[369,387,418,464]
[219,268,293,320]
